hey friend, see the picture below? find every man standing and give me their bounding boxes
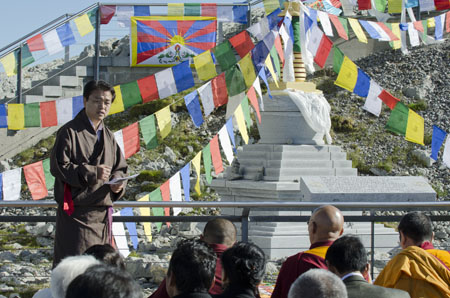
[50,80,127,267]
[326,235,410,298]
[271,205,344,298]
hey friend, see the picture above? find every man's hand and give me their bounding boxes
[97,165,112,182]
[110,182,125,193]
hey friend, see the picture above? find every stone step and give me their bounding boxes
[237,151,333,161]
[24,95,45,103]
[264,168,356,177]
[241,144,343,153]
[240,160,334,168]
[62,89,83,98]
[26,85,62,97]
[47,75,81,87]
[48,65,88,77]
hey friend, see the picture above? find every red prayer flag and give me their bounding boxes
[379,90,400,110]
[40,101,58,127]
[358,0,372,10]
[137,75,159,103]
[247,87,261,123]
[329,15,348,40]
[434,0,450,10]
[229,31,255,58]
[160,180,171,226]
[274,36,285,66]
[201,3,217,16]
[211,73,228,107]
[27,34,45,52]
[24,161,48,200]
[314,35,333,69]
[101,5,116,24]
[330,0,343,7]
[122,123,140,159]
[210,135,224,175]
[446,12,450,33]
[413,21,424,32]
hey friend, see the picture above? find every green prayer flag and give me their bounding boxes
[338,17,349,36]
[374,0,387,12]
[139,115,158,149]
[150,188,164,232]
[270,46,280,76]
[422,20,428,41]
[292,17,301,52]
[24,103,40,127]
[202,144,212,184]
[121,81,142,109]
[264,0,280,15]
[241,97,252,129]
[333,46,345,74]
[87,8,98,28]
[213,41,237,72]
[225,65,246,97]
[16,44,35,68]
[43,158,55,190]
[385,102,409,136]
[185,3,201,16]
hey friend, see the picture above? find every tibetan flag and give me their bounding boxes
[333,46,345,74]
[225,65,247,97]
[363,80,383,116]
[55,98,73,125]
[24,103,41,127]
[201,4,217,17]
[241,97,252,129]
[120,208,138,250]
[218,125,234,164]
[72,96,84,118]
[354,69,370,97]
[431,126,447,160]
[359,0,372,10]
[385,102,409,136]
[139,114,158,149]
[100,5,116,24]
[27,34,45,52]
[169,172,182,215]
[184,90,204,127]
[435,0,450,9]
[130,16,217,66]
[211,73,228,107]
[198,82,215,116]
[210,135,223,175]
[40,101,57,127]
[349,18,368,43]
[238,53,257,88]
[122,123,140,158]
[8,104,25,130]
[247,87,261,123]
[109,86,125,115]
[185,3,201,16]
[155,106,172,139]
[137,195,152,242]
[405,109,424,145]
[2,168,22,201]
[137,75,159,103]
[213,40,237,71]
[150,188,164,232]
[335,56,358,92]
[24,161,48,200]
[226,117,236,149]
[168,3,184,16]
[160,180,171,226]
[235,104,249,144]
[43,30,64,55]
[74,14,94,37]
[443,136,450,168]
[180,163,191,201]
[0,104,7,128]
[193,50,217,81]
[0,52,16,76]
[114,130,125,157]
[173,61,195,92]
[121,81,142,109]
[134,5,150,16]
[329,15,349,40]
[379,90,399,109]
[192,151,202,195]
[229,31,255,58]
[155,68,177,99]
[202,144,213,184]
[43,158,55,190]
[233,5,249,24]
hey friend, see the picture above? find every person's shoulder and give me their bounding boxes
[350,282,410,298]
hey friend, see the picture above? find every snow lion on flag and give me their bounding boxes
[131,16,217,67]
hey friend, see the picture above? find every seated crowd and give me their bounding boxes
[32,209,450,298]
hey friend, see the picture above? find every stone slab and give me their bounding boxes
[301,176,436,202]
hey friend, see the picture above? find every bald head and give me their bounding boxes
[308,205,344,244]
[202,218,237,247]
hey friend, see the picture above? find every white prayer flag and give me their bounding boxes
[259,17,271,39]
[299,6,315,74]
[116,6,133,27]
[247,22,263,40]
[218,126,234,164]
[2,168,22,201]
[114,130,125,158]
[169,172,182,216]
[155,68,177,99]
[252,78,264,111]
[363,81,383,117]
[197,82,215,117]
[217,6,233,22]
[56,97,73,125]
[43,30,64,55]
[443,135,450,168]
[112,211,130,257]
[408,22,420,47]
[369,21,391,41]
[307,24,324,56]
[318,11,334,37]
[419,0,435,11]
[280,21,294,82]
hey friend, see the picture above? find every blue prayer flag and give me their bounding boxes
[180,163,191,202]
[304,13,314,32]
[134,5,150,16]
[72,95,84,118]
[359,20,381,39]
[120,208,139,250]
[251,40,270,73]
[173,61,195,92]
[184,90,204,127]
[233,5,248,24]
[258,67,272,99]
[399,23,409,31]
[267,8,282,30]
[56,23,76,47]
[354,69,371,97]
[309,9,318,28]
[283,13,294,42]
[405,0,418,8]
[435,16,443,40]
[225,117,236,149]
[263,30,276,52]
[431,125,447,161]
[0,104,7,128]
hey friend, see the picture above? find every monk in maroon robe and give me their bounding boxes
[50,80,128,267]
[271,205,344,298]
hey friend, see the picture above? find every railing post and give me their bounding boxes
[370,212,375,280]
[94,4,101,80]
[247,1,252,27]
[64,46,70,64]
[16,46,22,103]
[241,207,250,242]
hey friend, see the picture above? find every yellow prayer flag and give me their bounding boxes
[192,151,202,195]
[264,55,279,88]
[74,14,94,37]
[388,0,402,13]
[193,50,217,81]
[427,18,435,28]
[109,86,125,115]
[0,52,17,76]
[155,106,172,139]
[405,109,425,145]
[168,3,184,16]
[348,18,368,43]
[391,23,401,50]
[235,105,249,144]
[7,104,25,130]
[138,195,152,242]
[239,53,257,88]
[334,56,358,92]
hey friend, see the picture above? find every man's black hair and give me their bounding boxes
[398,211,433,244]
[221,242,266,291]
[325,235,367,274]
[83,80,116,102]
[84,244,126,271]
[66,264,142,298]
[167,238,217,294]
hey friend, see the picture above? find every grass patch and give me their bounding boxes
[408,100,428,112]
[331,116,356,132]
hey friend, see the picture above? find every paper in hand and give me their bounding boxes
[105,173,139,185]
